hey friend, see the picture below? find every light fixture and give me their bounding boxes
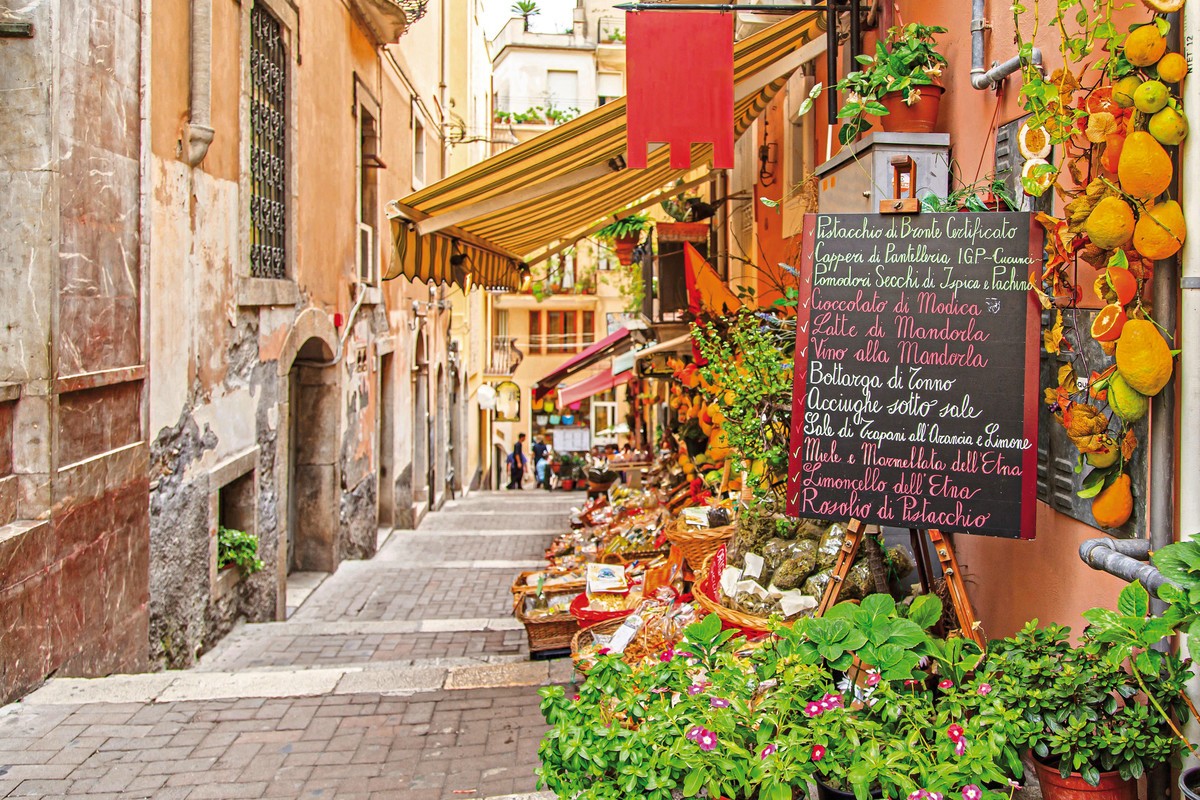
[450,248,473,296]
[517,262,532,292]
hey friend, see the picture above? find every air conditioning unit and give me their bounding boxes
[357,222,377,285]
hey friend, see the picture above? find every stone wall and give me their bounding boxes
[0,0,150,704]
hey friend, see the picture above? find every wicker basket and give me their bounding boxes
[513,590,582,654]
[693,557,788,634]
[664,520,734,572]
[511,570,585,598]
[570,617,626,673]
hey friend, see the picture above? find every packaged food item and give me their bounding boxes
[802,568,834,598]
[843,561,874,600]
[771,556,811,590]
[816,522,849,568]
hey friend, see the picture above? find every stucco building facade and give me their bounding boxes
[0,0,495,702]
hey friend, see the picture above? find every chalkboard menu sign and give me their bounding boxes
[786,213,1043,539]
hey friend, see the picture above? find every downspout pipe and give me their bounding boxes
[184,0,215,166]
[1079,537,1171,598]
[970,0,1043,90]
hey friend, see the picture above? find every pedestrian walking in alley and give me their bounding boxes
[532,436,549,488]
[508,432,528,489]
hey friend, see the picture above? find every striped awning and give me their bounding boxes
[385,222,522,289]
[385,12,820,284]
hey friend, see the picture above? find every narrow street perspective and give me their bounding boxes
[0,492,574,799]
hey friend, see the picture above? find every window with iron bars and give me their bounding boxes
[250,5,288,279]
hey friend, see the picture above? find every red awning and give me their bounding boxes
[559,369,633,408]
[535,327,632,393]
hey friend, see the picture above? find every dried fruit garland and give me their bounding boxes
[1016,0,1184,529]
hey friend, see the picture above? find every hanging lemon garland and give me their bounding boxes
[1015,0,1184,530]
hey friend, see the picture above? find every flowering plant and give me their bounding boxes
[986,611,1191,786]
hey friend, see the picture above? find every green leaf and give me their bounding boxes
[1116,581,1149,618]
[907,593,943,629]
[1077,468,1108,499]
[683,769,704,797]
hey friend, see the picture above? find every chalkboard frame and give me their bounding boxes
[785,212,1045,540]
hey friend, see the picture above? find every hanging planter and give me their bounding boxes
[612,234,639,266]
[596,213,652,267]
[879,84,944,134]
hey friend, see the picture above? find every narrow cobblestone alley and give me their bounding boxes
[0,492,578,800]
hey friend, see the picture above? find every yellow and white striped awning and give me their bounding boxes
[386,11,821,287]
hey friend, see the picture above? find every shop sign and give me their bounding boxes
[494,380,521,422]
[554,426,590,452]
[786,213,1043,539]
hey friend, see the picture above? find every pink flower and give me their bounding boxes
[660,648,675,662]
[938,679,953,690]
[962,785,983,800]
[977,683,992,696]
[686,726,704,742]
[811,745,826,762]
[930,794,943,800]
[598,648,610,655]
[687,683,707,696]
[947,724,964,742]
[760,744,777,759]
[866,672,881,687]
[823,692,843,709]
[696,729,718,752]
[908,791,928,800]
[804,701,823,717]
[710,697,731,708]
[954,737,967,756]
[572,694,581,701]
[904,679,922,689]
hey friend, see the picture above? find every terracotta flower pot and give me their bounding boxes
[879,84,944,134]
[1031,755,1135,800]
[613,234,639,266]
[560,479,575,491]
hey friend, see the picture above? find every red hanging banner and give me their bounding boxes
[625,11,734,170]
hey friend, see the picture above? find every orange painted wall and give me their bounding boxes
[765,0,1157,637]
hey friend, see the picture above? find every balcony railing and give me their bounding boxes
[528,332,597,355]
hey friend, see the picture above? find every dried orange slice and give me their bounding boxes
[1142,0,1184,11]
[1086,87,1117,115]
[1019,123,1052,159]
[1106,267,1138,305]
[1091,303,1128,342]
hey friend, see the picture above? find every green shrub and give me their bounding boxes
[218,526,264,575]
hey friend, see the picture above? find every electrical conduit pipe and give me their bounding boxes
[970,0,1043,90]
[1078,537,1172,597]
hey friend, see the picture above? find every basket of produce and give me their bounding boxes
[570,589,639,627]
[570,589,698,673]
[513,587,582,654]
[664,518,734,572]
[511,569,585,598]
[693,556,784,634]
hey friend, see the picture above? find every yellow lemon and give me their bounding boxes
[1126,24,1167,68]
[1157,52,1188,83]
[1118,132,1173,199]
[1107,373,1149,423]
[1133,79,1170,114]
[1113,75,1143,108]
[1085,196,1136,250]
[1085,435,1120,468]
[1115,319,1174,396]
[1133,199,1187,261]
[1148,106,1188,146]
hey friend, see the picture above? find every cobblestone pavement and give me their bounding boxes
[0,491,580,800]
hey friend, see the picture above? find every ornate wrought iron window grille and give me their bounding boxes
[250,5,288,280]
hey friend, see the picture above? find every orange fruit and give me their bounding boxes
[1149,106,1188,146]
[1126,24,1167,68]
[1158,52,1188,83]
[1106,267,1138,305]
[1086,87,1117,115]
[1133,200,1186,261]
[1092,473,1134,529]
[1085,197,1136,250]
[1091,303,1128,342]
[1115,319,1174,396]
[1118,132,1173,199]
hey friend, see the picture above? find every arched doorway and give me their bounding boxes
[287,337,339,573]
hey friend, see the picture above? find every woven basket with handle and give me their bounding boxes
[664,520,734,572]
[693,555,791,634]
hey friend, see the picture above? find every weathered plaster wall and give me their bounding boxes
[0,0,150,704]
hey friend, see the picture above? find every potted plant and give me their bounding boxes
[596,213,652,266]
[918,176,1019,213]
[830,23,948,146]
[985,606,1191,799]
[217,526,265,576]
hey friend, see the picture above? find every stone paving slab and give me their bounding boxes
[0,686,569,799]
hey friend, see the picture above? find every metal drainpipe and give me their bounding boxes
[184,0,214,166]
[1078,537,1171,597]
[970,0,1043,90]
